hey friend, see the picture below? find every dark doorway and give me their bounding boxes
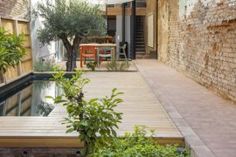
[107,16,116,41]
[135,16,145,55]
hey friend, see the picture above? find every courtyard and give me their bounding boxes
[0,0,235,157]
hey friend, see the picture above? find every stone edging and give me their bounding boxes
[136,66,216,157]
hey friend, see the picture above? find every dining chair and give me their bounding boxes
[118,43,127,60]
[97,47,113,66]
[80,45,97,68]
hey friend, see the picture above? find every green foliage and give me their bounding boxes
[35,0,106,71]
[34,59,56,72]
[49,70,123,156]
[92,126,190,157]
[86,61,97,71]
[35,0,106,44]
[106,58,130,71]
[0,28,25,73]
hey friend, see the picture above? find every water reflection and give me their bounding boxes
[0,81,60,116]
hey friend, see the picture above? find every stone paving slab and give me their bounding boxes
[136,59,236,157]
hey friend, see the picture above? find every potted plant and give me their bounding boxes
[86,61,97,71]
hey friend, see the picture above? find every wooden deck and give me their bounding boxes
[0,72,183,147]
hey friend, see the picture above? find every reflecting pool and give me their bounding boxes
[0,81,61,116]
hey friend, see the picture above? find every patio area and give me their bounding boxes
[0,0,235,156]
[0,71,183,147]
[136,60,236,157]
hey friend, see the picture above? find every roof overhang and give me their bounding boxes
[105,0,133,4]
[89,0,134,4]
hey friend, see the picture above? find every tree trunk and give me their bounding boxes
[61,37,73,71]
[71,35,81,71]
[71,47,77,70]
[65,47,78,71]
[65,48,73,71]
[61,35,81,71]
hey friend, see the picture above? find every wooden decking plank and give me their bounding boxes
[0,72,183,147]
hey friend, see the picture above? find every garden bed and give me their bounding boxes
[34,60,138,72]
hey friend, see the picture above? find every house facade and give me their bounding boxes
[105,0,157,59]
[106,0,236,102]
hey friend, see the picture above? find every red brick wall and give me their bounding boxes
[160,0,236,102]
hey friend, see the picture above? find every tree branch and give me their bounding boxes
[73,34,81,50]
[61,34,72,52]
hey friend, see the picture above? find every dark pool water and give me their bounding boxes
[0,80,61,117]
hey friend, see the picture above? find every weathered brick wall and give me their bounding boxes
[163,0,236,102]
[0,0,29,19]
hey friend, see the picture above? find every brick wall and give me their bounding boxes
[0,0,29,19]
[160,0,236,102]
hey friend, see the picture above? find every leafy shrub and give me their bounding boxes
[48,70,123,157]
[92,126,190,157]
[106,58,130,71]
[0,28,25,82]
[34,59,56,72]
[86,61,97,71]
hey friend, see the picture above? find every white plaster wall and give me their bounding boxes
[125,15,131,57]
[30,0,57,63]
[115,15,131,57]
[116,15,123,53]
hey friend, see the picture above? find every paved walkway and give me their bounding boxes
[136,60,236,157]
[85,72,182,142]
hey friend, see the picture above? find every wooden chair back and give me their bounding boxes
[80,46,96,56]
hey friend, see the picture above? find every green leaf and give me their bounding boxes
[48,70,123,156]
[45,96,54,99]
[0,27,25,73]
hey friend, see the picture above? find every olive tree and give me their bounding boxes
[35,0,106,71]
